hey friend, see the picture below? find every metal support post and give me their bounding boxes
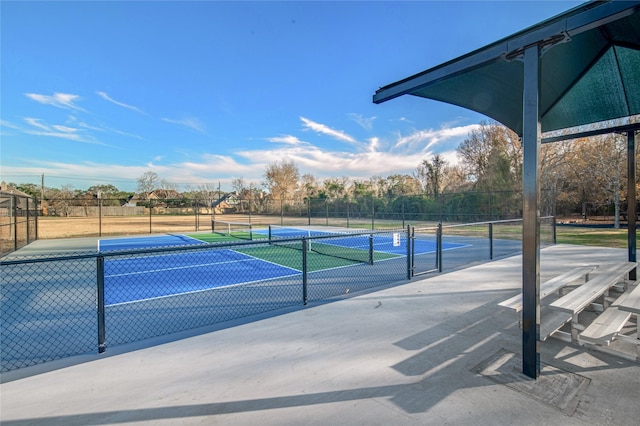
[522,44,541,379]
[371,197,375,230]
[437,222,443,273]
[302,237,308,305]
[407,225,412,279]
[12,196,17,251]
[97,256,107,353]
[369,234,374,265]
[628,131,637,280]
[98,196,102,237]
[489,222,494,260]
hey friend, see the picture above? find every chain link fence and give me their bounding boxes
[1,217,555,373]
[0,193,39,256]
[36,190,550,239]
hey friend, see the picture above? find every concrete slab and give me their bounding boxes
[1,244,639,425]
[474,348,590,415]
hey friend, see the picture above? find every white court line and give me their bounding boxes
[105,257,263,278]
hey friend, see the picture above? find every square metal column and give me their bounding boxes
[628,131,637,280]
[522,44,541,379]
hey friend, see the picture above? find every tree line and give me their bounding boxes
[9,121,639,224]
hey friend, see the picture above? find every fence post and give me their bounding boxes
[97,255,107,354]
[12,195,17,251]
[489,222,494,260]
[325,199,329,226]
[371,197,375,230]
[98,196,102,237]
[35,197,39,241]
[369,234,374,265]
[552,216,557,245]
[302,237,308,305]
[407,225,412,279]
[194,200,199,231]
[26,195,31,244]
[437,222,443,273]
[307,198,311,226]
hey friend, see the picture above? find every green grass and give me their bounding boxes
[556,226,636,248]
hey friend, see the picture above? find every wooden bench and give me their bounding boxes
[548,261,637,342]
[498,265,597,312]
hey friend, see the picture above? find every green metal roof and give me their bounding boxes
[373,1,640,136]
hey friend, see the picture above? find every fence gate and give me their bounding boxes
[410,224,441,276]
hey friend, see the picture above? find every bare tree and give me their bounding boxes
[581,134,626,227]
[457,121,521,191]
[137,171,159,198]
[263,160,300,201]
[300,174,320,199]
[415,154,447,197]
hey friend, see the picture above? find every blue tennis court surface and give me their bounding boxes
[100,231,469,305]
[260,227,468,256]
[105,249,299,305]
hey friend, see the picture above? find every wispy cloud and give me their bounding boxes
[97,91,144,114]
[393,124,479,153]
[348,113,376,131]
[162,117,206,134]
[1,120,20,130]
[75,121,145,141]
[6,112,479,191]
[236,143,427,180]
[25,92,86,111]
[267,135,307,146]
[300,116,356,144]
[23,117,104,145]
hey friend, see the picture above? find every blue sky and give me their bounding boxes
[1,0,582,192]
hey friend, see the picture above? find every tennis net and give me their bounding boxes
[212,219,253,240]
[268,225,373,264]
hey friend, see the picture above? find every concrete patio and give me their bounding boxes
[1,244,639,425]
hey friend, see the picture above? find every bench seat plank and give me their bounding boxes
[549,262,637,314]
[498,265,597,312]
[580,292,632,345]
[619,284,640,314]
[540,311,572,341]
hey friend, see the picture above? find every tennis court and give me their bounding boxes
[1,223,519,373]
[96,228,469,306]
[104,249,300,305]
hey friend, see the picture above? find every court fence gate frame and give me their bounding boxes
[0,192,39,257]
[0,217,556,374]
